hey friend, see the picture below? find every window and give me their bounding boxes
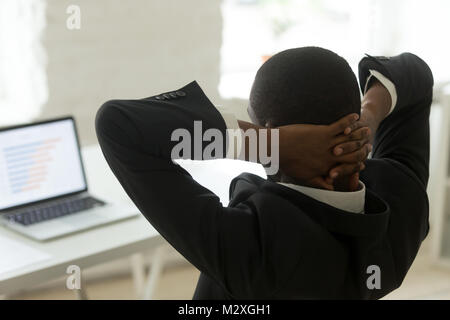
[220,0,450,99]
[0,0,47,126]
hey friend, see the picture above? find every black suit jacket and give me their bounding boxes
[95,53,433,299]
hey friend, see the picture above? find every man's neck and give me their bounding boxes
[332,175,358,192]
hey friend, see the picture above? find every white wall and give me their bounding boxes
[40,0,248,145]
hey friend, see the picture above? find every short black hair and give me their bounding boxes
[249,47,361,127]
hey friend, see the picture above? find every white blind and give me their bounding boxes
[0,0,47,126]
[220,0,450,99]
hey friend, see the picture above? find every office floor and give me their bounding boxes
[12,238,450,300]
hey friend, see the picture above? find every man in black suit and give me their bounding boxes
[95,47,433,299]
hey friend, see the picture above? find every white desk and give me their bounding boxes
[0,145,163,298]
[0,144,266,298]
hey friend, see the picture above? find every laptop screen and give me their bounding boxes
[0,118,87,211]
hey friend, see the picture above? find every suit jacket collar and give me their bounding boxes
[229,173,390,238]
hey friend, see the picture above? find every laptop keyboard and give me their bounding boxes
[3,196,105,226]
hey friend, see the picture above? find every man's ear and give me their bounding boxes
[247,105,258,125]
[265,120,275,128]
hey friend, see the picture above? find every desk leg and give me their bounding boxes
[74,272,89,300]
[141,245,167,300]
[131,253,146,298]
[75,289,88,300]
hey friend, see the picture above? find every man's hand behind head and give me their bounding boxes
[278,114,372,191]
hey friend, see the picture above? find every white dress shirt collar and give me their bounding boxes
[278,181,366,214]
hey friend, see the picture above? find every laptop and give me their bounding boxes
[0,117,139,241]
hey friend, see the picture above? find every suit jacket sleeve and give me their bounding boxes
[359,53,433,298]
[95,81,266,298]
[359,53,434,189]
[359,53,434,113]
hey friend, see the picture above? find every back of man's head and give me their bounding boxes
[249,47,361,128]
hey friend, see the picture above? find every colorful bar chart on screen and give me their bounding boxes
[4,138,60,194]
[0,119,87,210]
